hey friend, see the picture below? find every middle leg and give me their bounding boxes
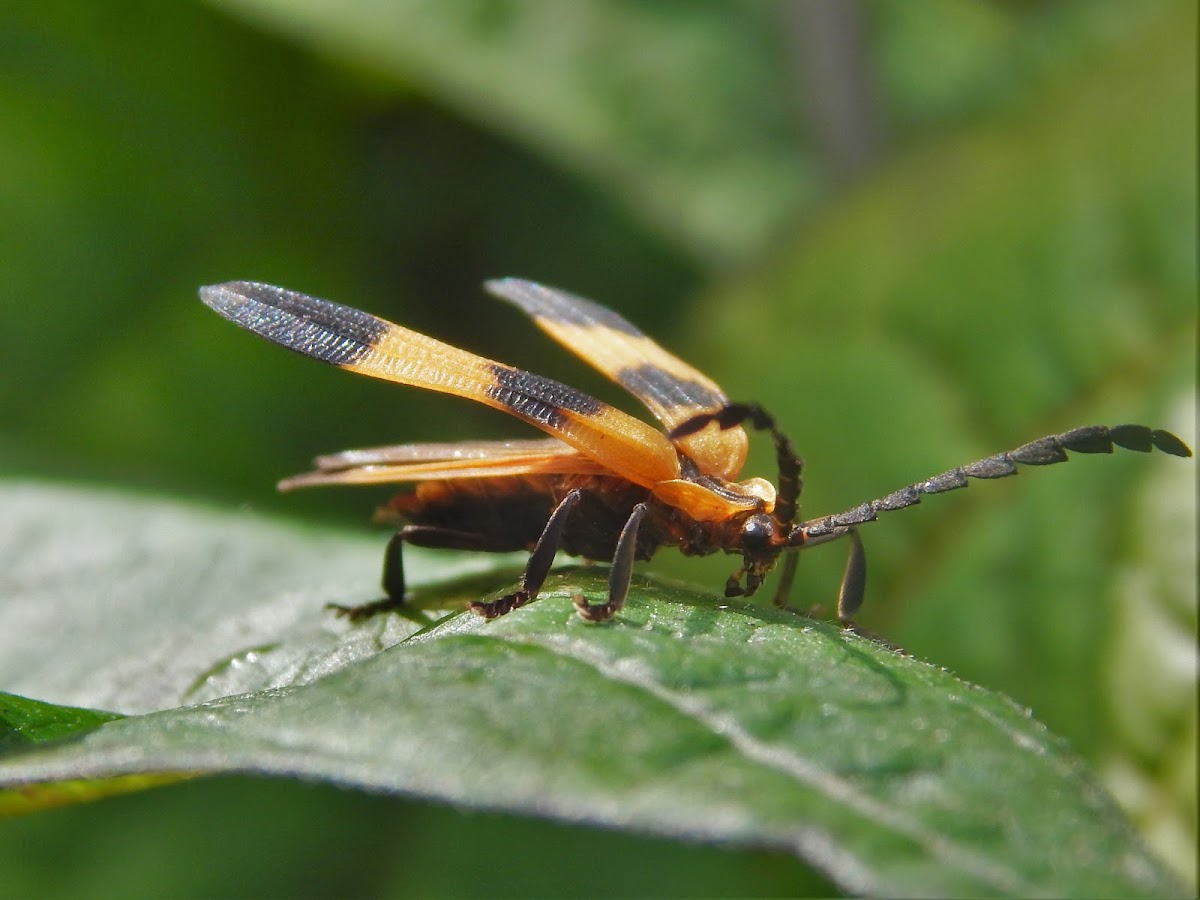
[469,490,583,618]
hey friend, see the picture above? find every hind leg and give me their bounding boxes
[329,525,501,622]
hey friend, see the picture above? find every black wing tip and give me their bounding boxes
[198,281,245,311]
[199,281,287,314]
[199,281,386,366]
[483,276,539,303]
[484,277,644,336]
[483,277,556,313]
[483,276,525,293]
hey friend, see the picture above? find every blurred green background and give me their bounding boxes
[1,1,1194,895]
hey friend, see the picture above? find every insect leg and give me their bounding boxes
[575,502,650,622]
[329,525,500,621]
[670,403,803,525]
[771,551,799,609]
[381,526,409,603]
[836,528,866,625]
[469,489,583,618]
[773,530,864,622]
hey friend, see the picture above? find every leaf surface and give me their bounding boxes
[0,482,1183,898]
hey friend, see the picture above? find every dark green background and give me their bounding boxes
[2,1,1194,896]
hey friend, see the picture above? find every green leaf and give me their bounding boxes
[0,693,122,749]
[0,482,1184,898]
[207,0,816,265]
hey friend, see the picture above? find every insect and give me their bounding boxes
[200,279,1192,626]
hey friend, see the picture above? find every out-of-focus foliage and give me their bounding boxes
[0,0,1194,895]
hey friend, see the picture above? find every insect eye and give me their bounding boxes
[739,514,776,551]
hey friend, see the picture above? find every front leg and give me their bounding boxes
[574,502,649,622]
[783,526,867,626]
[835,528,866,626]
[469,490,583,618]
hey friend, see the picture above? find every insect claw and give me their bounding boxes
[325,597,407,622]
[573,594,617,622]
[469,591,532,618]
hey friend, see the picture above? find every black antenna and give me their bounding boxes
[671,402,804,525]
[790,423,1192,623]
[794,424,1192,540]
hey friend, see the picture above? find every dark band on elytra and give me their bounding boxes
[485,364,607,430]
[614,363,725,414]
